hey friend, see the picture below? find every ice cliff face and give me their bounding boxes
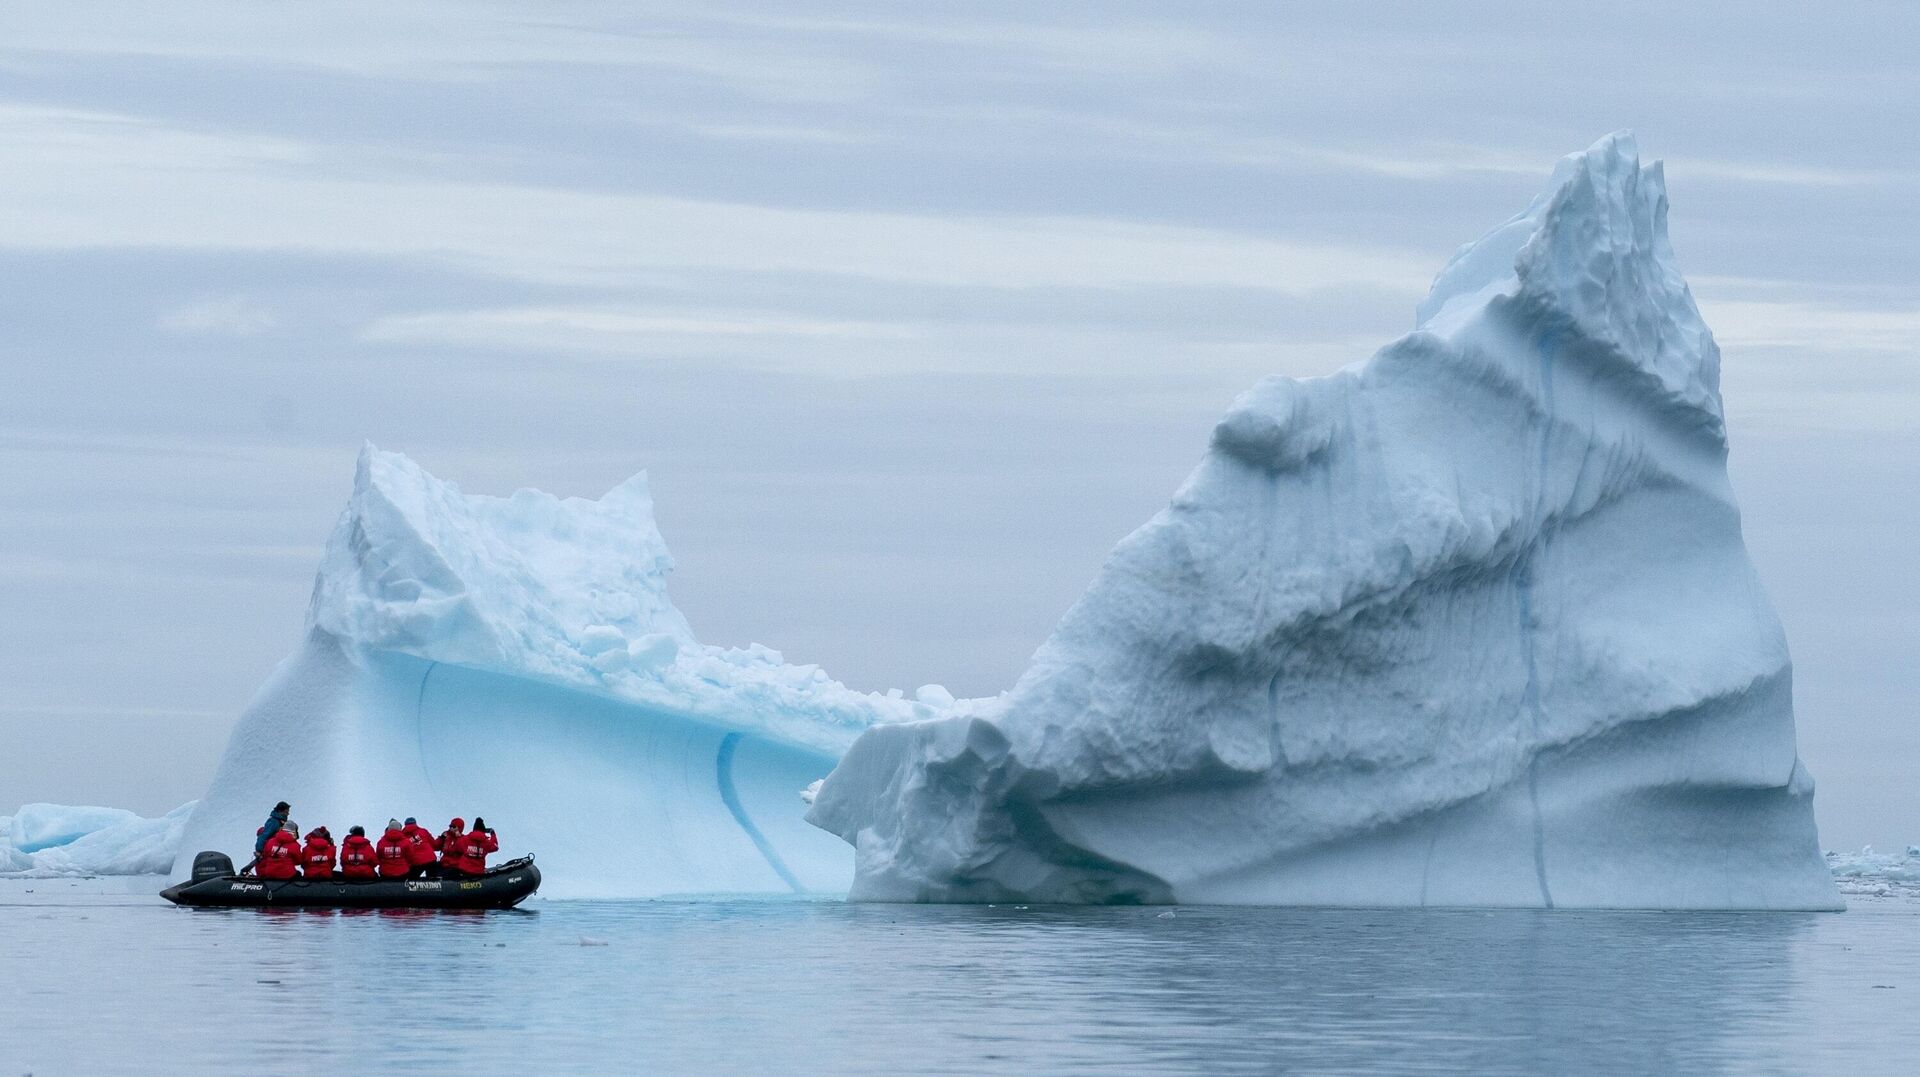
[807,133,1840,909]
[177,449,945,897]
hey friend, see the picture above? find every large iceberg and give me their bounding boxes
[807,134,1841,909]
[175,448,950,897]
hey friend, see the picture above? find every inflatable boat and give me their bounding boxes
[161,851,540,909]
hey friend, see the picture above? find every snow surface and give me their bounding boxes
[808,133,1841,909]
[176,448,951,897]
[1,803,194,877]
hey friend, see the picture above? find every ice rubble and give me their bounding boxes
[175,448,951,898]
[1,803,195,876]
[807,133,1841,909]
[1827,846,1920,900]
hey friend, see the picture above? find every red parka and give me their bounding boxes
[259,829,302,880]
[339,834,377,879]
[453,827,499,876]
[301,830,337,878]
[376,827,411,878]
[436,820,466,868]
[401,822,438,867]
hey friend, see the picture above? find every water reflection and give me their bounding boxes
[4,890,1908,1076]
[769,904,1819,1074]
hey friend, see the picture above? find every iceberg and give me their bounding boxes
[2,803,195,876]
[807,134,1841,909]
[175,448,947,897]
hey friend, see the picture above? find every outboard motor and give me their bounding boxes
[190,851,235,883]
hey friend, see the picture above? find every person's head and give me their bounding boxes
[387,818,401,831]
[349,825,365,837]
[281,821,297,835]
[473,817,486,831]
[450,817,465,831]
[273,801,290,815]
[404,817,417,826]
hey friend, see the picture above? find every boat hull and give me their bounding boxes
[161,857,540,909]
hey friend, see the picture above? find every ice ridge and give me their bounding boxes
[312,444,939,755]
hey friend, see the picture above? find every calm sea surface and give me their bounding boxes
[3,879,1916,1075]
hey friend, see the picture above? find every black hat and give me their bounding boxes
[273,801,290,813]
[349,825,365,836]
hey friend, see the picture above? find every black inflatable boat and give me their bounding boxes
[161,851,540,909]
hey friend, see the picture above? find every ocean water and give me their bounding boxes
[3,880,1916,1075]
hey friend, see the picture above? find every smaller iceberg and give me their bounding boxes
[1,803,195,876]
[176,447,954,897]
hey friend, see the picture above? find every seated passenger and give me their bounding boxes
[258,821,302,880]
[436,817,467,872]
[401,816,438,878]
[376,820,411,878]
[339,826,378,880]
[453,817,500,877]
[301,826,337,879]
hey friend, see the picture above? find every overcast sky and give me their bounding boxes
[1,2,1913,849]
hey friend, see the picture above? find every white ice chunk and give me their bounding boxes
[578,625,626,656]
[914,684,956,708]
[627,633,679,669]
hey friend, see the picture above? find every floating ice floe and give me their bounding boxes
[2,803,195,877]
[1827,846,1920,900]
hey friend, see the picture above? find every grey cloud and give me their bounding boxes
[0,3,1913,849]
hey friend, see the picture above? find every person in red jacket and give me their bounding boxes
[400,817,438,878]
[258,822,302,880]
[376,820,411,878]
[300,826,337,879]
[452,817,500,877]
[436,817,467,872]
[339,826,377,880]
